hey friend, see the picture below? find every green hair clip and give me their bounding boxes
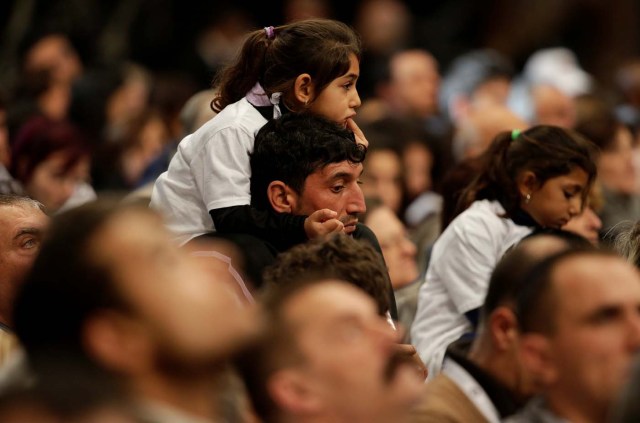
[511,129,521,140]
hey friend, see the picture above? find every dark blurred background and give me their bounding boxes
[1,0,639,96]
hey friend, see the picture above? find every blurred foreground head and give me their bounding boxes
[236,276,424,423]
[13,199,258,395]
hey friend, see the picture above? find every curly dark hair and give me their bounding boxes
[250,113,366,210]
[263,233,390,315]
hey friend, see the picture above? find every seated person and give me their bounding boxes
[412,230,592,423]
[197,113,397,317]
[362,196,421,338]
[263,233,427,379]
[509,250,640,423]
[235,276,425,423]
[12,200,259,422]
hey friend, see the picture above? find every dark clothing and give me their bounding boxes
[210,206,307,252]
[193,222,398,320]
[447,341,523,419]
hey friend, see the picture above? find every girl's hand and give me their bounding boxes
[304,209,344,239]
[346,118,369,148]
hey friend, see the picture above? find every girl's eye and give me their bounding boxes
[343,82,353,90]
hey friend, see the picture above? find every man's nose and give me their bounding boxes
[347,184,366,215]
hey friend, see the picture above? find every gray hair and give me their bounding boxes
[613,221,640,269]
[0,194,45,213]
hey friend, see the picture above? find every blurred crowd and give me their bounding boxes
[0,0,640,422]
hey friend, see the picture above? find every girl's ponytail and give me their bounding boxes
[457,125,597,218]
[211,19,361,114]
[457,131,513,215]
[211,29,271,112]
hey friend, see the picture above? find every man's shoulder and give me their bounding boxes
[411,373,490,423]
[353,223,382,254]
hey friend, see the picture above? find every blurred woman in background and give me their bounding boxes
[10,116,94,213]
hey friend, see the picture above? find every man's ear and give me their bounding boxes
[489,306,519,351]
[517,170,539,197]
[293,73,314,106]
[82,310,152,375]
[268,369,322,415]
[267,181,298,213]
[519,333,557,386]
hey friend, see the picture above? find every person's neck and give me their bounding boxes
[132,370,220,420]
[468,337,516,392]
[544,391,607,423]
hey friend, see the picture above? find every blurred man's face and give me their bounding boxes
[283,281,423,421]
[535,256,640,417]
[533,84,576,128]
[90,209,258,372]
[0,203,48,324]
[390,51,440,118]
[25,34,83,85]
[598,126,637,195]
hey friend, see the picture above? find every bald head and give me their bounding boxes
[517,251,640,421]
[454,104,528,161]
[533,84,577,128]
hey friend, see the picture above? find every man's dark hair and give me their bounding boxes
[263,233,391,315]
[250,113,366,210]
[515,249,617,335]
[12,199,144,374]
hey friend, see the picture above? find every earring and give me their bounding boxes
[525,193,531,204]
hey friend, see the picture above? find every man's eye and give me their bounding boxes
[331,185,345,193]
[22,239,37,249]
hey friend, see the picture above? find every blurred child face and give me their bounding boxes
[308,54,362,128]
[24,152,89,213]
[521,167,589,229]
